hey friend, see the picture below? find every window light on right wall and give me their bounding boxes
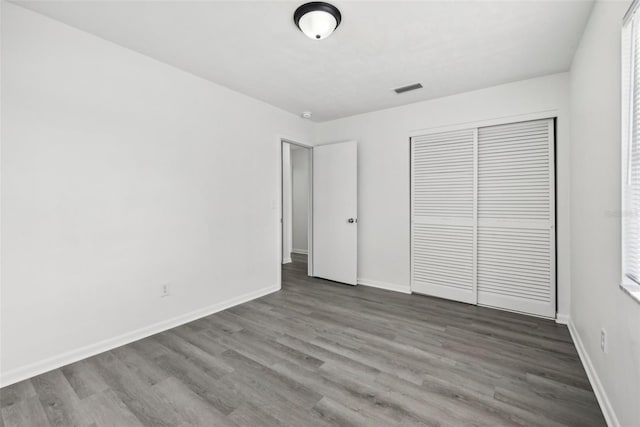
[621,0,640,303]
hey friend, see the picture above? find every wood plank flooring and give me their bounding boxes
[1,253,606,426]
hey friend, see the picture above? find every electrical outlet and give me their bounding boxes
[161,283,170,298]
[600,329,606,352]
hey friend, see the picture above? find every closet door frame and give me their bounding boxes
[409,111,558,318]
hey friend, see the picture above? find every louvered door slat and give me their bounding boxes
[411,129,477,304]
[477,119,555,318]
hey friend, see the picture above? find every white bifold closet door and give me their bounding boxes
[476,119,555,318]
[411,118,555,318]
[411,129,477,304]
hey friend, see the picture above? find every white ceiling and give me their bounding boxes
[13,0,594,122]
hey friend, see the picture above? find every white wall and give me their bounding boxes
[0,3,312,385]
[314,73,572,315]
[282,143,293,263]
[569,1,640,425]
[291,147,309,254]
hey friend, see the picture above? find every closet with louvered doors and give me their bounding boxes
[411,118,556,318]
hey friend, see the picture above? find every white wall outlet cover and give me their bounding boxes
[161,283,170,297]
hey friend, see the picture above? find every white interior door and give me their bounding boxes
[313,141,358,285]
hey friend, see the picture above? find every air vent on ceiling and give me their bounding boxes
[393,83,423,94]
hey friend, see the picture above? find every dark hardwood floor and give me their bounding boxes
[1,253,605,426]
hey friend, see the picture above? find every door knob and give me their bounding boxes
[347,218,357,223]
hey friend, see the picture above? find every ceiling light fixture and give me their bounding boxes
[294,2,342,40]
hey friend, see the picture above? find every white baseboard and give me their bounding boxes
[0,284,280,388]
[291,249,308,255]
[282,258,292,264]
[358,278,411,294]
[567,320,619,427]
[555,313,569,324]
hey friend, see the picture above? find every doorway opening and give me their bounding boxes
[281,140,313,282]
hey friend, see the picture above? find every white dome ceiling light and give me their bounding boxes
[294,2,342,40]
